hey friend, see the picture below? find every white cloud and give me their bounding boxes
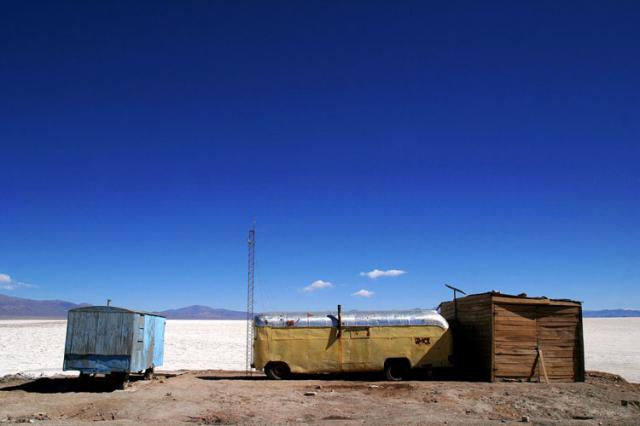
[360,269,406,279]
[0,273,36,290]
[352,289,374,298]
[303,280,334,293]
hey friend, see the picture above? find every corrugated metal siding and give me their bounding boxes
[130,314,146,372]
[129,314,166,372]
[143,315,155,368]
[96,312,134,355]
[150,316,165,367]
[65,311,134,355]
[64,311,94,354]
[63,307,165,374]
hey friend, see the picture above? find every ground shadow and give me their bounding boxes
[197,372,383,382]
[0,375,148,394]
[197,370,456,382]
[197,375,269,381]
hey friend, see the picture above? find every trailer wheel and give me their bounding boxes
[118,373,130,390]
[144,368,154,380]
[264,362,290,380]
[384,359,409,381]
[108,372,130,389]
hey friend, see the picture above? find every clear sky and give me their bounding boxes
[1,1,638,312]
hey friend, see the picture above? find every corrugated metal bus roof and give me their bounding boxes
[255,309,448,329]
[68,305,166,318]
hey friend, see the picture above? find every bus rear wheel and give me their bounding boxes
[384,360,409,381]
[265,362,290,380]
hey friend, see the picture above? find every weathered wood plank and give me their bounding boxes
[492,296,580,307]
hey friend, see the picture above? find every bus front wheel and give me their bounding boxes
[264,362,290,380]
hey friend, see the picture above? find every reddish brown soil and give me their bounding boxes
[1,371,638,425]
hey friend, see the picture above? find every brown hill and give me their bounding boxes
[0,294,246,319]
[0,294,87,318]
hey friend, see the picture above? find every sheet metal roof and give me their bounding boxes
[255,309,448,329]
[68,305,166,317]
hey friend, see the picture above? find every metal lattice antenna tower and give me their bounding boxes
[245,222,256,376]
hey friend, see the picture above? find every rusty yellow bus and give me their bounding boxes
[252,307,452,380]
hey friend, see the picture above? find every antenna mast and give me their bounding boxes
[245,221,256,376]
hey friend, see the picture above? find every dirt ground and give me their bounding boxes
[1,371,639,425]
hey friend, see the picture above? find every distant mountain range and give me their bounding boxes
[159,305,246,320]
[0,294,89,318]
[583,309,640,318]
[0,294,246,319]
[1,293,639,319]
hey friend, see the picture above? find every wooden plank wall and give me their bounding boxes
[493,302,583,382]
[440,293,493,381]
[493,303,540,381]
[536,305,582,382]
[441,293,585,382]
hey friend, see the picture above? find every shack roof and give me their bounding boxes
[442,291,582,307]
[68,305,166,318]
[255,309,448,329]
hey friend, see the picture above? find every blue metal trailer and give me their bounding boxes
[63,306,165,382]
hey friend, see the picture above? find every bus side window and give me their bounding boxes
[349,327,370,339]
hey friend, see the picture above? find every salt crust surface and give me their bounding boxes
[1,318,638,382]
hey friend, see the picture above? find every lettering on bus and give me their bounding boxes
[414,337,431,345]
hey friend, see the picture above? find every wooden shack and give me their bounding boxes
[439,292,584,382]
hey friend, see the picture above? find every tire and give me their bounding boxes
[385,360,409,381]
[144,368,154,380]
[264,362,290,380]
[108,372,129,389]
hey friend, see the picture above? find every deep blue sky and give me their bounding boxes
[1,1,638,311]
